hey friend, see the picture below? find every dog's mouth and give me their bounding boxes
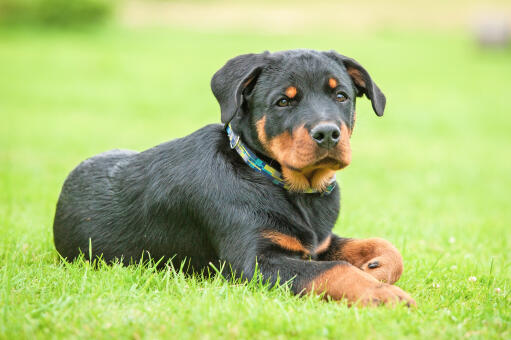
[312,156,344,169]
[280,155,348,192]
[285,154,347,173]
[281,134,354,192]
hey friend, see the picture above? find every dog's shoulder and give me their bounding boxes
[130,124,254,197]
[140,123,237,172]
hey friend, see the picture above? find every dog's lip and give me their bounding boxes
[284,156,343,172]
[313,157,340,166]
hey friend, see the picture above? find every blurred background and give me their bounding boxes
[1,0,510,266]
[1,1,511,338]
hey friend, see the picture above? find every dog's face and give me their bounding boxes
[211,50,386,192]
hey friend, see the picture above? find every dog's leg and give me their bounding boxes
[256,255,414,307]
[254,232,415,307]
[318,235,404,284]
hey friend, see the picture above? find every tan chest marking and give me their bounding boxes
[261,231,331,257]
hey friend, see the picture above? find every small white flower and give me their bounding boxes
[432,283,440,288]
[468,276,477,282]
[449,237,456,244]
[495,287,501,293]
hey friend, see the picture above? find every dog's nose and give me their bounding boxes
[310,124,341,149]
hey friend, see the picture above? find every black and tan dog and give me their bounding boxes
[53,49,415,307]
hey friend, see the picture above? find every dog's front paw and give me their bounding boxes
[306,264,415,307]
[340,238,404,284]
[356,283,416,307]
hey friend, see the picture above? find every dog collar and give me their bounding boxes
[226,124,336,195]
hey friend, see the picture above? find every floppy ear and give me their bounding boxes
[323,51,386,117]
[211,52,269,125]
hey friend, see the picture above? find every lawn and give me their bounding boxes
[0,26,510,339]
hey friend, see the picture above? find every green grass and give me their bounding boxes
[0,26,510,339]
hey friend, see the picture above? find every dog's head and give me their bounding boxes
[211,49,386,192]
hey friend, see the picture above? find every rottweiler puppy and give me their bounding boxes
[53,49,415,307]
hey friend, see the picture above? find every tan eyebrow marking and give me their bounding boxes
[328,78,338,88]
[285,86,297,98]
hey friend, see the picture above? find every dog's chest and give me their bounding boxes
[279,193,339,259]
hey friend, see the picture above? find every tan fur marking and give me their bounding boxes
[269,126,317,169]
[305,264,415,306]
[242,75,256,88]
[328,77,338,88]
[256,116,268,145]
[256,121,344,192]
[265,125,340,192]
[335,123,352,168]
[350,111,356,136]
[268,131,294,165]
[285,86,297,99]
[338,238,404,284]
[261,230,309,254]
[281,166,310,192]
[288,125,318,167]
[309,168,337,192]
[347,68,366,88]
[257,120,327,191]
[307,265,378,302]
[315,235,332,255]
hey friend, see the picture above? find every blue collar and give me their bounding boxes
[226,124,336,195]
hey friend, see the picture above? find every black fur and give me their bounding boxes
[53,49,388,296]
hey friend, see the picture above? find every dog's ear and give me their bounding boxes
[211,52,269,125]
[323,51,386,117]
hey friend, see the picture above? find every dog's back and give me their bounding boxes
[54,148,138,261]
[53,125,226,268]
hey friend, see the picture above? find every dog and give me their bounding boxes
[53,49,415,307]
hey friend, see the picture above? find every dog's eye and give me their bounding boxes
[336,91,348,102]
[276,98,289,107]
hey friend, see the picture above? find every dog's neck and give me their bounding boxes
[226,124,336,195]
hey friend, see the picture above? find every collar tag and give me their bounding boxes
[229,134,240,149]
